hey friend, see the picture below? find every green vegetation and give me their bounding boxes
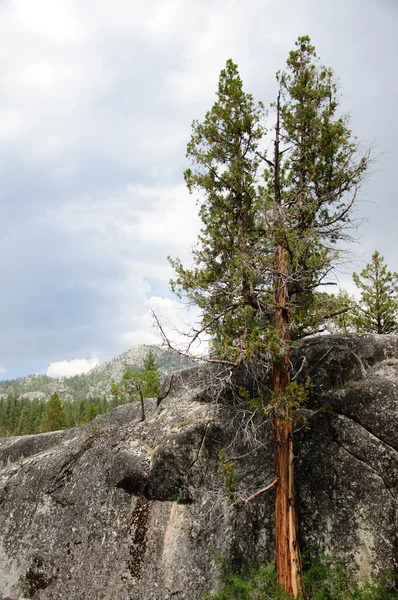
[0,391,124,437]
[352,251,398,334]
[169,35,369,596]
[0,349,162,437]
[110,350,161,421]
[203,558,398,600]
[40,392,66,432]
[204,564,291,600]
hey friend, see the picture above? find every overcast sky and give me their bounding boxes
[0,0,397,379]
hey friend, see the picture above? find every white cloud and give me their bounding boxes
[13,0,85,43]
[148,296,209,356]
[0,364,5,374]
[132,184,202,252]
[47,355,100,378]
[0,109,25,142]
[115,295,208,357]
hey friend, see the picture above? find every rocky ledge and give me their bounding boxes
[0,334,397,599]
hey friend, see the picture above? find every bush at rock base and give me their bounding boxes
[203,557,398,600]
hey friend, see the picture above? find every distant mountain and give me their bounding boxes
[0,345,194,402]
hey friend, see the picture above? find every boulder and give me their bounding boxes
[0,334,397,599]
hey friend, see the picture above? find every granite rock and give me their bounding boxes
[0,334,396,599]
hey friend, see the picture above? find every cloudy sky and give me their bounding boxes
[0,0,396,379]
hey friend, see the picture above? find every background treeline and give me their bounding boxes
[0,391,128,437]
[0,344,192,405]
[0,350,161,437]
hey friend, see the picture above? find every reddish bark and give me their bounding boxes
[272,304,304,597]
[272,90,304,598]
[272,262,304,597]
[273,402,304,597]
[272,278,304,597]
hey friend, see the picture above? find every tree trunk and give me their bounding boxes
[272,260,304,596]
[272,90,304,598]
[273,381,304,597]
[139,392,146,422]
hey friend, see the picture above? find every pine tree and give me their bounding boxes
[142,350,161,398]
[40,393,66,433]
[110,382,126,407]
[169,37,368,597]
[110,352,160,422]
[352,251,398,333]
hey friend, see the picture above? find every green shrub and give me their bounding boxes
[303,556,397,600]
[203,564,290,600]
[203,557,398,600]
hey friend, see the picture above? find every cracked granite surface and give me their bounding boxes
[0,334,397,599]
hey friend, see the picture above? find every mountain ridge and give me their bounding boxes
[0,344,194,402]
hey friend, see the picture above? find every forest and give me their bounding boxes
[0,349,161,437]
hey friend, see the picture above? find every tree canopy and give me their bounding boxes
[171,38,368,363]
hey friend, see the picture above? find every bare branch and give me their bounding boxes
[233,477,279,505]
[151,309,240,367]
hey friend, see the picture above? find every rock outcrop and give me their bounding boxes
[0,334,397,599]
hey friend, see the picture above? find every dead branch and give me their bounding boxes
[233,477,279,505]
[151,309,239,367]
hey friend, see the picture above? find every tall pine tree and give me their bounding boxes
[170,37,369,597]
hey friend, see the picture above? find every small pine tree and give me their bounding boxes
[142,350,161,398]
[352,251,398,334]
[40,392,66,433]
[110,351,160,422]
[110,382,126,407]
